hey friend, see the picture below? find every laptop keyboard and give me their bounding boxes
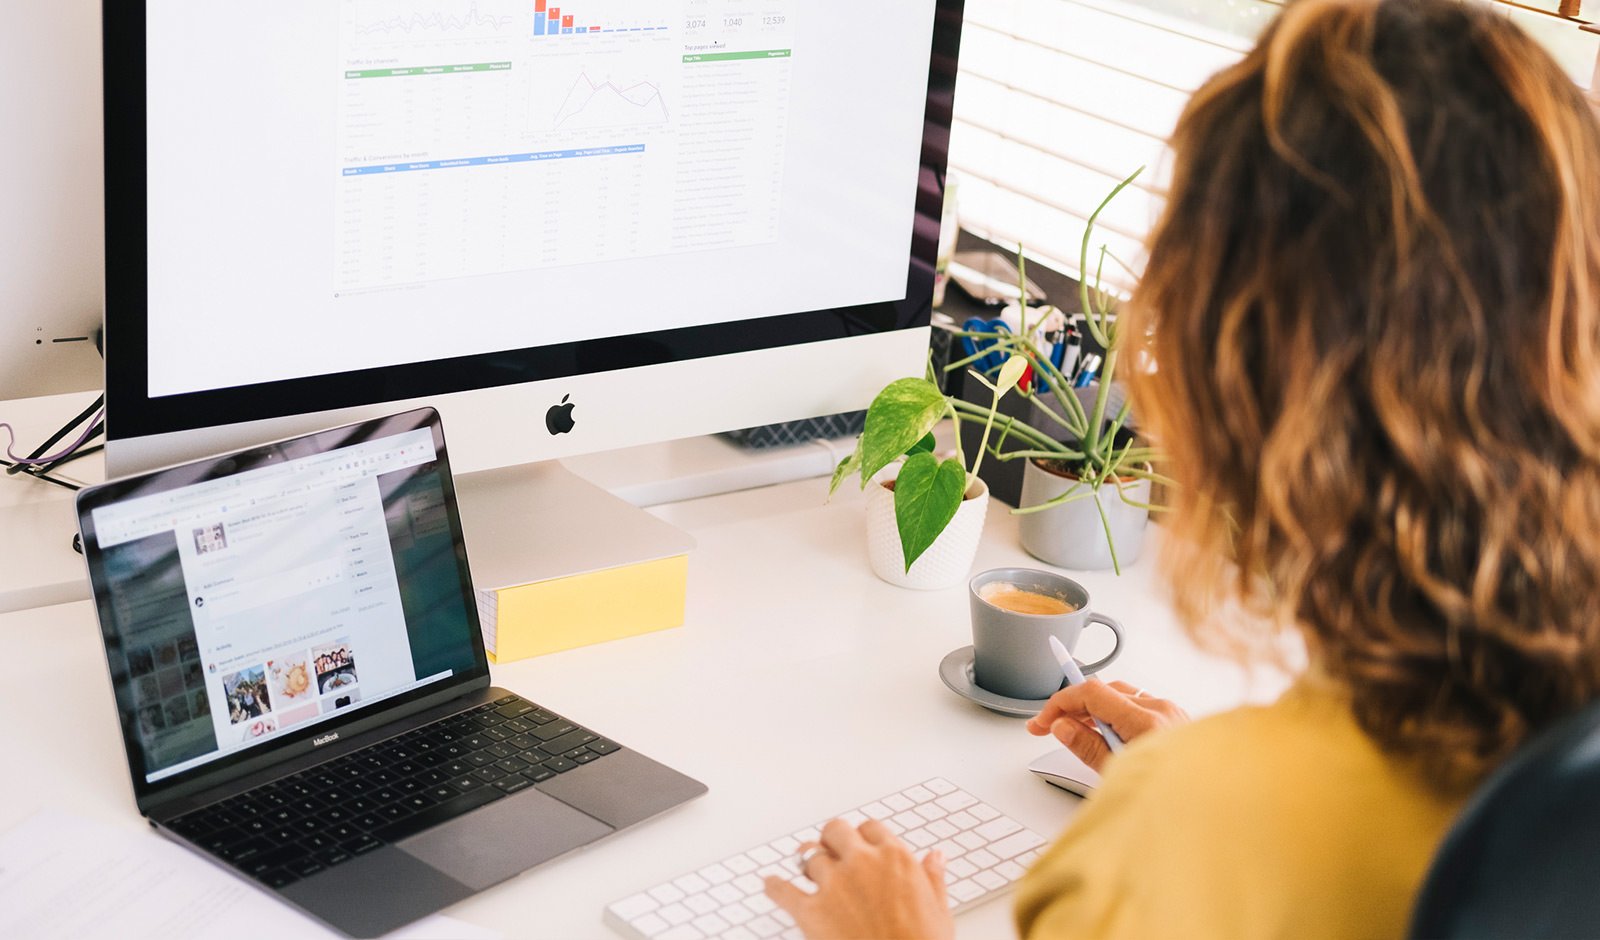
[165,694,618,888]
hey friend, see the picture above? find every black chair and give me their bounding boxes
[1409,700,1600,938]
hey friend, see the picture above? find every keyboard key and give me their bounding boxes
[933,839,966,861]
[723,854,757,875]
[990,830,1047,860]
[967,848,999,869]
[903,785,936,804]
[531,722,576,742]
[684,894,718,915]
[693,914,731,935]
[905,828,938,848]
[542,757,578,774]
[947,810,979,830]
[613,893,660,920]
[881,794,913,812]
[946,857,977,878]
[590,739,621,754]
[975,870,1008,891]
[719,903,753,924]
[699,863,734,885]
[675,872,712,894]
[926,778,957,795]
[935,791,977,812]
[709,883,743,906]
[659,902,694,925]
[976,817,1022,841]
[915,804,947,822]
[649,883,686,904]
[632,913,669,937]
[747,916,781,938]
[495,777,533,794]
[969,803,1001,822]
[949,879,984,903]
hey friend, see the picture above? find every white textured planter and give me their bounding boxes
[1018,459,1150,571]
[866,467,989,590]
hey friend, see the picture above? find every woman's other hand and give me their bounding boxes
[1026,679,1189,770]
[764,818,954,940]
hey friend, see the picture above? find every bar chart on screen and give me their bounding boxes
[531,0,671,38]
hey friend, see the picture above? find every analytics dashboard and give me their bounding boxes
[143,0,938,397]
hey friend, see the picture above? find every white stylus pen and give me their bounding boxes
[1048,635,1125,753]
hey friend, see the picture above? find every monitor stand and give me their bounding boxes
[453,461,695,594]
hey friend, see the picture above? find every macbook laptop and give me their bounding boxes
[75,407,707,937]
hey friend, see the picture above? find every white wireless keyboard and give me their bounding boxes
[604,777,1048,940]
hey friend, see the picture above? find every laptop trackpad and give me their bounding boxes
[397,788,614,891]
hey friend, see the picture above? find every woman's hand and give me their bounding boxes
[764,818,954,940]
[1026,679,1189,771]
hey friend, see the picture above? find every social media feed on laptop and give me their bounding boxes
[76,409,706,937]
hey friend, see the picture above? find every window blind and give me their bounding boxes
[947,0,1258,291]
[948,0,1599,292]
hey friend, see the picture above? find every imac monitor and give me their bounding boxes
[103,1,963,481]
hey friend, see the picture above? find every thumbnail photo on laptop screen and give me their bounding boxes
[88,428,479,784]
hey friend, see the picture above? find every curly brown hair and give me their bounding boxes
[1126,0,1600,786]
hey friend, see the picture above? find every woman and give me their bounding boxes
[765,0,1600,936]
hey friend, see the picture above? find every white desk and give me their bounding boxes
[0,469,1289,939]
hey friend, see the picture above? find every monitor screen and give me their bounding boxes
[80,413,484,786]
[107,0,958,440]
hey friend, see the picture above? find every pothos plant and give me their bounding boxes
[829,353,1030,572]
[830,166,1169,574]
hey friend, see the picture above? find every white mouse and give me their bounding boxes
[1028,748,1102,797]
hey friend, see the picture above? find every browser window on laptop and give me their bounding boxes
[85,428,480,784]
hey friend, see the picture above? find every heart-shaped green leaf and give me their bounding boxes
[859,378,947,487]
[907,432,936,456]
[893,453,968,571]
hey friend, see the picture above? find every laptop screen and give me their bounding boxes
[80,411,484,786]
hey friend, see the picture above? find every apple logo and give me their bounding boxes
[545,394,576,435]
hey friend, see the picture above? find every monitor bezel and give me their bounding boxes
[76,407,491,812]
[103,1,965,441]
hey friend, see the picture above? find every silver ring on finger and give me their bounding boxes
[1135,688,1149,698]
[797,846,827,878]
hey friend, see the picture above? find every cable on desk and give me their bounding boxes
[1,394,105,491]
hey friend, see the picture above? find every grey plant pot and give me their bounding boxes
[1018,459,1150,571]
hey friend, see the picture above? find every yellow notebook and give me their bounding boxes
[455,464,697,664]
[478,554,689,663]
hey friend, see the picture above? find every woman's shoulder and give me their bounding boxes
[1104,679,1416,815]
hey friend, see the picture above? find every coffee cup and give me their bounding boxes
[968,567,1124,700]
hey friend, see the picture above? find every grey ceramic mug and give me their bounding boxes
[968,567,1124,700]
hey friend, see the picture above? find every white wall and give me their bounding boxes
[1,2,104,398]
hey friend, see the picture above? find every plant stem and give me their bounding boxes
[946,399,1056,445]
[1012,485,1095,514]
[1083,343,1118,460]
[994,448,1086,462]
[1092,493,1123,575]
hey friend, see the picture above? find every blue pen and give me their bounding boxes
[1048,636,1125,753]
[1073,353,1102,388]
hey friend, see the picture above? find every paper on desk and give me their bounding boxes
[0,808,501,940]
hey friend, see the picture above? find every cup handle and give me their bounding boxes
[1077,612,1124,674]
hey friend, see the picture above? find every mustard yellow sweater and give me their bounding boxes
[1015,680,1465,939]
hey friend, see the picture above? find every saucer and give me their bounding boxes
[938,646,1064,718]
